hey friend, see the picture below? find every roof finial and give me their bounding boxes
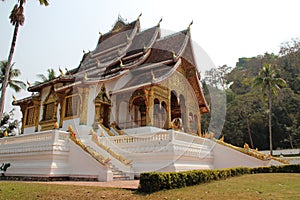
[157,17,163,27]
[99,32,102,37]
[83,50,86,54]
[26,80,31,87]
[59,66,64,76]
[138,12,142,20]
[188,20,193,30]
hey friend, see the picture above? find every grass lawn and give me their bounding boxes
[0,173,300,200]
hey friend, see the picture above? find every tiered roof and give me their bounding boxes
[24,15,209,113]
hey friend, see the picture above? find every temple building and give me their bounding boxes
[0,15,285,181]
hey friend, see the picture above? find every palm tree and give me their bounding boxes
[253,64,287,155]
[0,0,49,121]
[34,68,57,85]
[0,60,26,92]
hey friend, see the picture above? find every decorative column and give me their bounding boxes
[197,111,201,136]
[166,91,172,129]
[146,87,154,126]
[33,98,41,132]
[78,87,89,125]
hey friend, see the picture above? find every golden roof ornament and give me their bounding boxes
[188,20,193,31]
[12,95,16,103]
[59,67,64,76]
[172,51,177,59]
[84,72,88,80]
[138,12,142,20]
[120,59,124,67]
[151,70,156,81]
[157,17,163,26]
[26,80,31,87]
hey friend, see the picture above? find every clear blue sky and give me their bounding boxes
[1,0,300,118]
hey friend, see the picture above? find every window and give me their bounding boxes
[65,95,79,118]
[25,107,35,126]
[42,102,55,121]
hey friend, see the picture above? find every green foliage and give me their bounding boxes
[0,109,19,138]
[212,38,300,150]
[34,68,57,85]
[139,165,300,193]
[0,60,26,92]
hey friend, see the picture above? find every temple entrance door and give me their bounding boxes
[94,85,111,129]
[95,102,111,128]
[131,97,146,127]
[100,103,110,128]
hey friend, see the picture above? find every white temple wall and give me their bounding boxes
[23,126,35,134]
[62,118,80,131]
[86,85,97,127]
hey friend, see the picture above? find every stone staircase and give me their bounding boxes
[111,165,132,180]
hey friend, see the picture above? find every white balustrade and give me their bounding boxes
[0,130,70,154]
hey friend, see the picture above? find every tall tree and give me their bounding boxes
[253,64,287,155]
[0,60,26,92]
[34,68,56,85]
[0,0,49,121]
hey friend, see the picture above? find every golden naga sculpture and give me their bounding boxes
[171,118,183,131]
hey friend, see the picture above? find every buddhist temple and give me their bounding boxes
[0,15,285,181]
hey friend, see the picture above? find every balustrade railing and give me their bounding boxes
[0,130,69,146]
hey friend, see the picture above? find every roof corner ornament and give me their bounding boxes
[12,95,17,103]
[84,72,89,80]
[157,17,163,27]
[172,50,177,59]
[138,12,142,20]
[151,70,156,81]
[83,50,86,54]
[99,31,102,37]
[126,33,130,41]
[26,80,31,88]
[65,67,69,74]
[188,20,193,31]
[120,59,124,67]
[59,67,64,76]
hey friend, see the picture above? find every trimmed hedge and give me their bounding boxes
[139,164,300,193]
